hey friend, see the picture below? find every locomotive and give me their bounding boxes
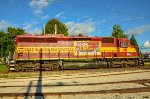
[9,34,142,71]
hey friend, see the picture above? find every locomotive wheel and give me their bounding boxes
[134,60,138,66]
[120,64,123,68]
[15,64,20,71]
[122,63,127,68]
[21,66,25,71]
[53,64,59,70]
[49,66,53,70]
[111,63,115,68]
[107,62,111,67]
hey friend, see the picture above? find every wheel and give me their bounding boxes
[134,60,138,66]
[120,64,123,68]
[15,64,20,71]
[107,62,111,67]
[21,66,25,71]
[123,63,127,68]
[53,64,59,70]
[111,62,115,68]
[131,64,134,67]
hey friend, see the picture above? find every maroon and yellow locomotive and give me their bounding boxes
[9,34,141,71]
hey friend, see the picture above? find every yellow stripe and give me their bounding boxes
[100,47,117,52]
[120,47,136,52]
[101,47,137,52]
[16,56,139,60]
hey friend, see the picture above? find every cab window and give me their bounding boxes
[121,42,128,47]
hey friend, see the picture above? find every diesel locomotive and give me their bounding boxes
[9,34,142,71]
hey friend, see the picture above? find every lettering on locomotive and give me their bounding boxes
[74,41,101,55]
[17,47,74,53]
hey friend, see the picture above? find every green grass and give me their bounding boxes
[144,61,150,66]
[0,64,9,72]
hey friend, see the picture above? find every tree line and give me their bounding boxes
[0,18,139,58]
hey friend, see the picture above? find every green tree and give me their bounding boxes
[6,27,25,55]
[44,18,68,36]
[0,30,5,57]
[111,24,128,38]
[130,35,142,58]
[130,35,138,46]
[0,27,25,57]
[78,33,83,36]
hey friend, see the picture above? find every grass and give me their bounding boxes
[144,62,150,66]
[0,63,9,72]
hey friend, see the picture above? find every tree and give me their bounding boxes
[0,27,25,57]
[130,35,138,46]
[111,24,128,38]
[44,18,68,36]
[78,33,83,36]
[0,30,5,57]
[7,27,25,55]
[130,35,141,56]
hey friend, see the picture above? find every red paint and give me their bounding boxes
[15,34,139,60]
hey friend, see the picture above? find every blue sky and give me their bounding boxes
[0,0,150,51]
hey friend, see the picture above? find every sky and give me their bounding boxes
[0,0,150,52]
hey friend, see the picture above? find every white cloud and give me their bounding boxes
[31,28,42,34]
[0,20,18,30]
[29,0,55,16]
[0,20,10,30]
[55,12,64,18]
[41,15,49,19]
[127,25,150,36]
[85,18,93,22]
[123,15,148,22]
[144,41,150,48]
[23,21,38,30]
[97,19,106,24]
[23,21,41,34]
[137,14,145,20]
[123,16,133,22]
[65,20,95,36]
[55,12,66,19]
[23,23,32,31]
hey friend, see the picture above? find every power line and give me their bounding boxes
[30,0,150,19]
[40,0,150,20]
[68,1,150,19]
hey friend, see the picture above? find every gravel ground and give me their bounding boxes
[27,92,150,99]
[0,92,150,99]
[0,69,150,99]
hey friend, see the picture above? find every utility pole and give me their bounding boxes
[55,24,57,34]
[44,24,46,36]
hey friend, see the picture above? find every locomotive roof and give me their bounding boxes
[16,34,100,39]
[17,34,64,37]
[17,34,130,40]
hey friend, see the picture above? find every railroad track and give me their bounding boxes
[1,69,150,82]
[0,87,150,97]
[0,69,149,99]
[0,79,150,98]
[0,79,150,87]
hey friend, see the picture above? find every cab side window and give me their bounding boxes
[121,42,128,47]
